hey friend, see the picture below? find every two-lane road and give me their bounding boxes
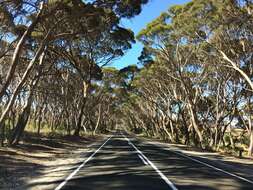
[51,132,253,190]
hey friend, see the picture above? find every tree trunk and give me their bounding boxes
[228,128,235,149]
[214,126,220,149]
[10,95,33,145]
[1,123,5,146]
[82,120,88,134]
[188,102,203,146]
[248,129,253,156]
[161,122,173,142]
[220,50,253,92]
[36,106,43,136]
[0,42,47,131]
[0,3,44,100]
[37,115,42,136]
[181,111,190,145]
[74,81,90,136]
[9,46,45,144]
[66,118,71,135]
[93,104,102,135]
[74,100,86,136]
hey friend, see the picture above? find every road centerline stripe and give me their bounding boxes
[122,133,178,190]
[138,154,149,165]
[54,136,112,190]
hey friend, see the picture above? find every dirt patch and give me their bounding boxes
[0,133,103,190]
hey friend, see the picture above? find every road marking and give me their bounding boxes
[122,134,178,190]
[138,154,149,165]
[54,136,112,190]
[146,140,253,185]
[168,149,253,185]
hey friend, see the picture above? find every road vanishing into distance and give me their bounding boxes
[48,131,253,190]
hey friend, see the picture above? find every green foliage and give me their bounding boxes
[119,0,253,155]
[0,0,149,145]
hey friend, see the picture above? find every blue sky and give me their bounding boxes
[111,0,190,69]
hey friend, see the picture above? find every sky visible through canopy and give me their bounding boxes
[111,0,190,69]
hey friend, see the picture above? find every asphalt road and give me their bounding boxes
[52,132,253,190]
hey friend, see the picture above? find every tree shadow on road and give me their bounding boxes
[0,133,98,190]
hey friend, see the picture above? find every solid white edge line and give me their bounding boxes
[138,154,148,165]
[145,140,253,185]
[54,136,112,190]
[168,149,253,185]
[122,133,178,190]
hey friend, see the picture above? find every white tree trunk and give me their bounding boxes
[93,104,102,135]
[220,50,253,92]
[248,129,253,156]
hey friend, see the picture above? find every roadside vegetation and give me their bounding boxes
[122,0,253,157]
[0,0,148,145]
[0,0,253,160]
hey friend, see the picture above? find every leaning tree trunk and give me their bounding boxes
[10,94,33,145]
[220,50,253,92]
[93,104,102,135]
[0,3,44,100]
[188,102,203,147]
[248,129,253,157]
[180,109,190,145]
[9,52,45,145]
[74,80,90,136]
[0,41,47,131]
[9,51,46,145]
[36,106,43,136]
[162,120,174,142]
[74,100,86,136]
[248,117,253,156]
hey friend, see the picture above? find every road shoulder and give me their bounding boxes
[0,134,106,190]
[138,136,253,182]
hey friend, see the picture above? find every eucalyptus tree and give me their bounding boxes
[44,0,149,136]
[0,0,45,100]
[0,0,149,144]
[137,14,209,147]
[121,0,253,154]
[166,0,253,153]
[54,25,135,136]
